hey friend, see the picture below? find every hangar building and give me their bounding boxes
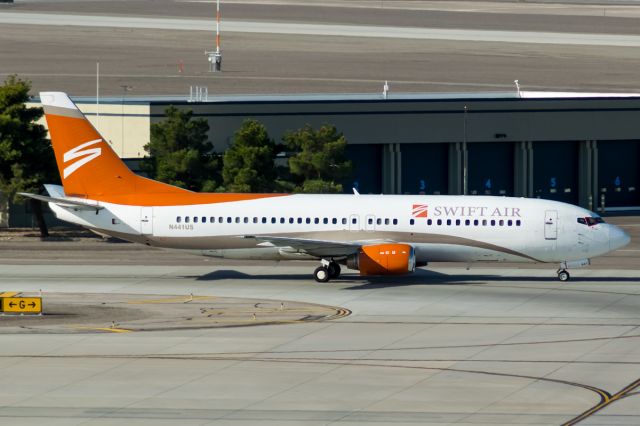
[5,90,640,227]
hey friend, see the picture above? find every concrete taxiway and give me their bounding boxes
[1,221,639,425]
[4,12,640,47]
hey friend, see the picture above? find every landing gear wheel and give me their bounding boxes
[314,266,330,283]
[328,262,341,279]
[558,269,570,282]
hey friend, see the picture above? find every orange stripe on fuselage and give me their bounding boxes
[94,191,290,207]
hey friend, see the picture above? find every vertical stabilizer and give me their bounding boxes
[40,92,187,200]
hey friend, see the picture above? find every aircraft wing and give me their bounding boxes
[247,235,393,258]
[18,192,104,212]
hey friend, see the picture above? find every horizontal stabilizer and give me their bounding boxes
[18,192,104,211]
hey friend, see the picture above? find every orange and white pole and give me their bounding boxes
[216,0,221,54]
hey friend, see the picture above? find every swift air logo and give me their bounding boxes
[412,204,429,218]
[63,139,102,179]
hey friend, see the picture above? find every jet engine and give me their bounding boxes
[346,243,416,275]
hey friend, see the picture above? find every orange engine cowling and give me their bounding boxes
[346,244,416,276]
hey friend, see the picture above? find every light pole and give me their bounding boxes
[463,105,468,195]
[120,85,132,157]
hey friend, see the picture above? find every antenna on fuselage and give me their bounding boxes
[352,187,360,196]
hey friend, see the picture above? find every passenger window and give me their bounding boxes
[314,218,319,224]
[473,219,479,226]
[271,217,276,223]
[227,217,232,223]
[393,219,398,225]
[177,216,182,223]
[202,217,206,223]
[482,219,487,226]
[185,217,190,223]
[368,217,373,225]
[385,218,390,225]
[253,217,258,223]
[298,218,303,224]
[323,218,328,224]
[437,219,442,225]
[427,219,432,225]
[499,219,504,226]
[234,217,239,223]
[193,217,198,223]
[410,219,415,225]
[306,218,311,224]
[446,219,452,226]
[516,220,521,226]
[507,220,513,226]
[377,218,382,225]
[261,217,267,223]
[465,219,470,226]
[244,217,249,223]
[210,217,215,223]
[289,218,294,224]
[219,217,223,223]
[332,218,337,224]
[280,217,285,224]
[342,218,347,225]
[491,219,496,226]
[352,217,357,224]
[455,219,461,226]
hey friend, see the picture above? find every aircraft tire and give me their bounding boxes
[328,262,341,279]
[314,266,330,283]
[558,270,570,282]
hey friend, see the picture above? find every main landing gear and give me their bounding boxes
[557,269,570,282]
[313,259,341,283]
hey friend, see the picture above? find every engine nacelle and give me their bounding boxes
[346,243,416,276]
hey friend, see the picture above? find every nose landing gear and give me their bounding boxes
[555,259,589,282]
[557,269,570,282]
[313,259,341,283]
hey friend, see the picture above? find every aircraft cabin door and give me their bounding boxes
[141,207,153,235]
[544,210,558,240]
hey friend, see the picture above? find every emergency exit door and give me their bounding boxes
[544,210,558,240]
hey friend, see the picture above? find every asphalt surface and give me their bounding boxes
[2,1,640,95]
[1,238,640,424]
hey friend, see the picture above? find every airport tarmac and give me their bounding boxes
[1,221,640,425]
[2,1,640,95]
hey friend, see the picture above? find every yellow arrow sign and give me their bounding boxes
[1,297,42,314]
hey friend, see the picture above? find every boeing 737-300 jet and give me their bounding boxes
[22,92,631,282]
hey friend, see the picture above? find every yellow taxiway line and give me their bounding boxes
[72,326,132,333]
[127,295,214,304]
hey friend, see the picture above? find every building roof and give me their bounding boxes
[33,90,640,105]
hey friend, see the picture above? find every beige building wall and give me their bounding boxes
[28,101,151,159]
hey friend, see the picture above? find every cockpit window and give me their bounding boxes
[578,216,605,226]
[587,217,604,226]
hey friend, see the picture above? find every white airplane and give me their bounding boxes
[22,92,630,282]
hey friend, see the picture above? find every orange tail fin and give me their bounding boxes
[40,92,188,200]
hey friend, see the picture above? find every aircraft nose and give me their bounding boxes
[610,225,631,251]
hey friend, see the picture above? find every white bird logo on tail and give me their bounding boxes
[63,139,102,179]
